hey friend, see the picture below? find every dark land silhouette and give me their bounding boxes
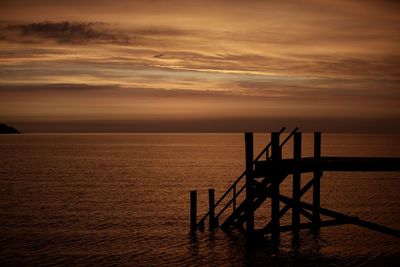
[0,124,19,134]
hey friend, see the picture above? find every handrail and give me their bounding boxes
[197,126,298,227]
[214,127,286,206]
[253,127,286,162]
[280,127,298,149]
[215,127,299,220]
[216,183,246,218]
[196,127,285,226]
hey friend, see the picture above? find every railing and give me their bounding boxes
[197,127,298,228]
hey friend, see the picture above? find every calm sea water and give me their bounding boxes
[0,133,399,266]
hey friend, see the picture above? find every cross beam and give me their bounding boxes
[259,194,400,237]
[255,157,400,175]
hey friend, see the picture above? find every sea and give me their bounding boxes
[0,133,399,266]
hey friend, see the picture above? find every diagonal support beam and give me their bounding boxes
[282,196,400,237]
[262,197,313,234]
[259,195,400,237]
[260,177,315,233]
[299,207,313,221]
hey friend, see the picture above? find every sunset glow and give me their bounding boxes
[0,0,399,132]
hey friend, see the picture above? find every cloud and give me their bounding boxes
[0,83,289,100]
[1,21,189,45]
[3,21,131,44]
[0,1,399,132]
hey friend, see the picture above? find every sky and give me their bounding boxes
[0,0,399,132]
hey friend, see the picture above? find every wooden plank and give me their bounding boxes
[255,157,400,175]
[313,132,321,229]
[292,132,301,232]
[350,218,400,237]
[245,132,254,236]
[190,190,197,232]
[271,132,281,240]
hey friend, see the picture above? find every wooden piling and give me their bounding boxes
[271,132,281,239]
[245,132,254,236]
[313,132,321,229]
[292,132,302,232]
[208,188,216,228]
[190,190,197,232]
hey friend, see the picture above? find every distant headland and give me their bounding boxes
[0,124,20,134]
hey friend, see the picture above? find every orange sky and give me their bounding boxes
[0,0,399,132]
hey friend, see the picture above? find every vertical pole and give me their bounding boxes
[245,132,254,237]
[232,185,236,212]
[271,132,281,240]
[190,190,197,232]
[292,132,302,232]
[208,188,216,229]
[313,132,321,230]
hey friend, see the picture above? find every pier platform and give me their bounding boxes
[190,127,400,242]
[255,156,400,175]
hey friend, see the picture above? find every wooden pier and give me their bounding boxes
[190,128,400,240]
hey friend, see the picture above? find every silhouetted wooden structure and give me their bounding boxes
[190,127,400,240]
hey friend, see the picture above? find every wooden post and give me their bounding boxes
[245,132,254,237]
[208,188,216,229]
[190,190,197,232]
[271,132,281,240]
[232,185,236,212]
[292,132,302,232]
[313,132,321,229]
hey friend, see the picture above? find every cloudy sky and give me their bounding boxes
[0,0,399,132]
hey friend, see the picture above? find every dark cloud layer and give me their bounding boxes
[4,21,130,44]
[1,21,189,45]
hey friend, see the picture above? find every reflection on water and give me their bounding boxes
[0,133,399,266]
